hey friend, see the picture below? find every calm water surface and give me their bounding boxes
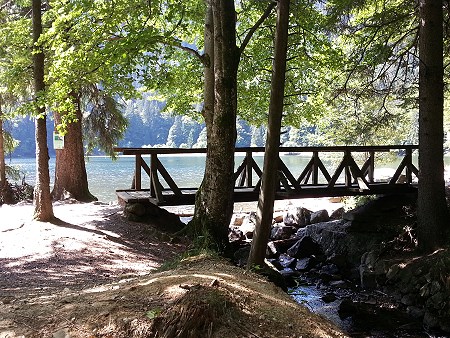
[6,153,449,203]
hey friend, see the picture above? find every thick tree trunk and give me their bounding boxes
[191,0,239,252]
[417,0,449,251]
[32,0,54,221]
[52,94,97,202]
[248,0,290,268]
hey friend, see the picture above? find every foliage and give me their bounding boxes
[81,85,128,157]
[342,194,378,211]
[320,0,420,145]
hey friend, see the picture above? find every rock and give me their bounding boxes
[228,228,245,243]
[423,311,439,329]
[231,214,245,226]
[338,298,356,318]
[283,207,311,228]
[277,254,296,269]
[310,209,329,224]
[360,268,378,290]
[234,246,250,267]
[241,213,257,238]
[420,284,431,298]
[267,241,278,257]
[295,257,316,271]
[426,292,447,310]
[320,264,340,276]
[124,202,185,233]
[322,292,337,303]
[270,225,296,240]
[271,238,300,254]
[386,264,401,281]
[330,207,345,220]
[430,280,441,294]
[407,306,425,319]
[401,294,416,306]
[329,280,348,288]
[343,194,415,231]
[286,236,322,259]
[279,267,295,278]
[125,203,146,217]
[273,212,284,223]
[329,197,343,203]
[327,253,348,270]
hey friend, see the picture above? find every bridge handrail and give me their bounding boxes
[114,145,418,155]
[113,145,419,204]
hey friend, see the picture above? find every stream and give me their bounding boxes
[289,282,443,337]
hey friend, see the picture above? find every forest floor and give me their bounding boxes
[0,200,346,338]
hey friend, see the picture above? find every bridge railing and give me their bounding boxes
[114,145,419,204]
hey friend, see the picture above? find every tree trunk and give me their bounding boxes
[190,0,239,252]
[0,99,6,187]
[32,0,54,221]
[417,0,449,251]
[52,94,97,202]
[248,0,290,268]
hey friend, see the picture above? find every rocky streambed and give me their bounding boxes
[229,194,450,337]
[123,193,450,337]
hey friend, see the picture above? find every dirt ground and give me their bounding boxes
[0,201,346,338]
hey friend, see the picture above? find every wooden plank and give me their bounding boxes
[234,157,247,186]
[156,158,182,196]
[347,154,371,190]
[278,158,302,191]
[150,153,164,203]
[389,156,409,184]
[298,157,314,184]
[316,156,332,183]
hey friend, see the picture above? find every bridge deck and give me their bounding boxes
[114,145,419,206]
[116,183,417,206]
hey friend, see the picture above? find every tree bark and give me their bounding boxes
[190,0,239,252]
[52,93,97,202]
[248,0,290,268]
[0,99,6,187]
[417,0,449,251]
[32,0,54,221]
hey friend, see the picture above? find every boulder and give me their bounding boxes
[270,225,296,240]
[322,292,337,303]
[295,257,316,271]
[286,236,323,259]
[310,209,329,224]
[330,207,345,220]
[228,228,245,243]
[234,246,251,267]
[273,212,284,223]
[124,202,185,233]
[283,207,311,228]
[277,254,297,269]
[125,202,146,217]
[240,213,257,239]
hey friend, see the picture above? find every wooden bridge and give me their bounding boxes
[114,145,419,206]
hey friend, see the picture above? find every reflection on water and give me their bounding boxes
[5,153,449,203]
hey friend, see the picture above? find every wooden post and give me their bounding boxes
[150,153,164,202]
[406,148,412,184]
[246,150,253,187]
[344,151,352,187]
[368,151,375,183]
[135,154,142,190]
[313,151,319,185]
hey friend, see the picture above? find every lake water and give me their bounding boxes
[5,153,449,203]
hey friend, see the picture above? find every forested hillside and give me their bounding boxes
[6,93,320,158]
